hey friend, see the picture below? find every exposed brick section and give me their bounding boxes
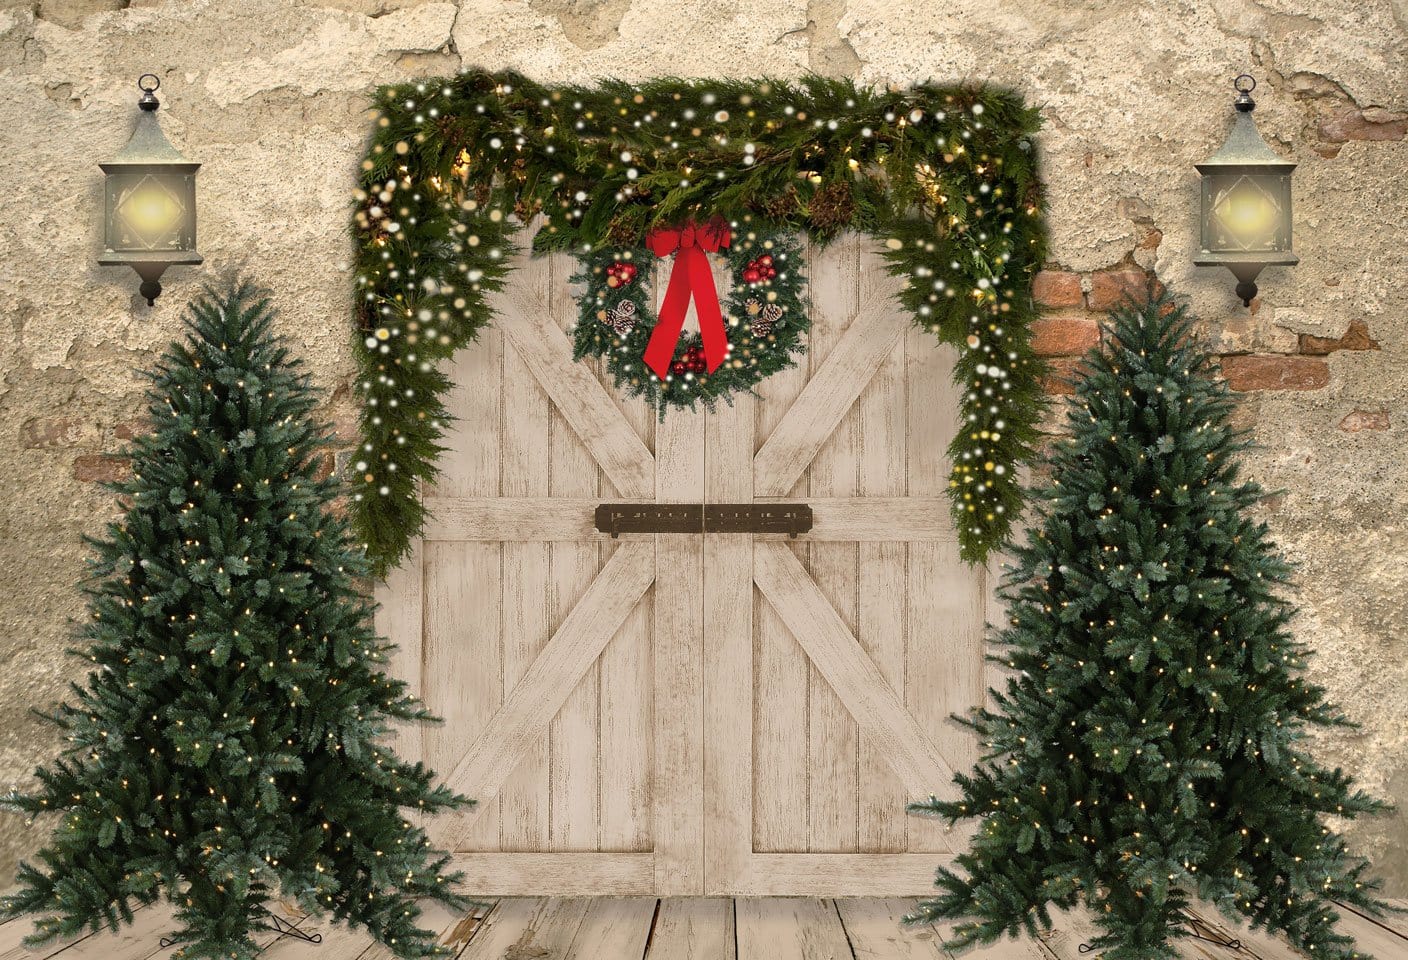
[1087,267,1156,311]
[73,454,130,483]
[1031,270,1083,308]
[1031,314,1100,357]
[1318,108,1408,144]
[1041,357,1085,395]
[113,420,150,440]
[1220,355,1330,391]
[1298,319,1380,355]
[20,417,92,448]
[1339,409,1390,432]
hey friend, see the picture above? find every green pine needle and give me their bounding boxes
[0,277,471,960]
[907,288,1394,960]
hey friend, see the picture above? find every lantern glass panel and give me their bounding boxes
[104,171,196,253]
[1200,172,1291,254]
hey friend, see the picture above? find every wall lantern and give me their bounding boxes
[1194,74,1297,306]
[99,75,202,305]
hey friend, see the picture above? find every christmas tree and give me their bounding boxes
[910,290,1391,959]
[1,279,469,959]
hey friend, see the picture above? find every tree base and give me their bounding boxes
[159,913,323,950]
[1076,910,1244,955]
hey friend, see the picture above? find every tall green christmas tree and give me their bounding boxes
[910,290,1390,959]
[1,279,468,959]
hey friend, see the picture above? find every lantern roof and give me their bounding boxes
[1196,100,1295,172]
[101,99,199,171]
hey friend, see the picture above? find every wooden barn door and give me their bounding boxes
[375,234,991,897]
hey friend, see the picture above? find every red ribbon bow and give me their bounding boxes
[643,216,732,380]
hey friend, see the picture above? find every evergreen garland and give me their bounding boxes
[1,279,468,960]
[908,290,1392,960]
[352,70,1048,576]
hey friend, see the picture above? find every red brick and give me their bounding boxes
[1087,268,1156,311]
[20,417,91,448]
[113,420,150,440]
[1220,355,1329,391]
[1031,270,1083,308]
[1031,314,1100,357]
[1338,409,1390,432]
[1298,319,1380,355]
[1041,357,1085,395]
[1318,109,1407,144]
[73,454,130,483]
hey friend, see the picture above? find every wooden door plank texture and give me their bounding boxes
[754,542,954,799]
[654,405,706,894]
[729,853,947,897]
[375,537,424,772]
[595,251,657,855]
[805,237,862,857]
[904,323,968,858]
[560,898,656,960]
[425,319,504,851]
[735,898,853,960]
[546,258,604,855]
[449,852,656,896]
[497,245,554,854]
[423,496,957,542]
[645,899,734,960]
[704,396,756,892]
[753,295,911,498]
[459,899,590,960]
[432,542,656,852]
[492,288,654,498]
[855,242,910,856]
[751,286,813,857]
[835,898,947,960]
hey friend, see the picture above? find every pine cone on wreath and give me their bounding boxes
[808,180,856,232]
[752,303,783,338]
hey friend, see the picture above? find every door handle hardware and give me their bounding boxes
[593,503,813,537]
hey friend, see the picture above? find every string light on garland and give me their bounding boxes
[351,71,1049,576]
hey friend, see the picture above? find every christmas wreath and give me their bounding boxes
[352,71,1048,576]
[572,219,808,411]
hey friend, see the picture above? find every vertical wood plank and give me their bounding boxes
[375,536,423,792]
[548,250,602,853]
[497,244,554,853]
[597,252,656,855]
[426,311,503,851]
[424,541,501,852]
[905,325,966,856]
[560,898,657,960]
[735,898,853,960]
[855,242,909,854]
[654,401,705,893]
[645,899,735,960]
[704,394,755,892]
[806,236,862,855]
[751,251,813,855]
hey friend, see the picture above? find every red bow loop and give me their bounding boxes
[641,217,733,380]
[645,215,732,257]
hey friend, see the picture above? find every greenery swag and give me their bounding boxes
[352,70,1048,576]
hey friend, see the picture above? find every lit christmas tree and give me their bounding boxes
[1,279,468,960]
[910,290,1391,959]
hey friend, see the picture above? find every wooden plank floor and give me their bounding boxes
[3,898,1406,959]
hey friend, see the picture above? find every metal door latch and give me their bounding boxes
[593,503,813,538]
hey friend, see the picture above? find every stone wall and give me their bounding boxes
[2,0,1405,895]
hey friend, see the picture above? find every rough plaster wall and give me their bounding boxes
[1,0,1405,897]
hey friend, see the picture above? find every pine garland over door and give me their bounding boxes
[350,71,1048,576]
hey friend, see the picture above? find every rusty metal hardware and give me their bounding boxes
[594,503,813,538]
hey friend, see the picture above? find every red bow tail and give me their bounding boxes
[642,218,732,380]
